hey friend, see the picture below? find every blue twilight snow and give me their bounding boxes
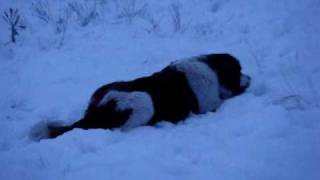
[1,1,319,179]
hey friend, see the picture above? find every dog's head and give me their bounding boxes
[220,73,250,99]
[202,54,251,99]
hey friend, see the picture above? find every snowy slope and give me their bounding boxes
[0,0,320,179]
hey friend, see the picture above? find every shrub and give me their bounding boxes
[115,0,148,24]
[2,8,26,43]
[68,1,98,27]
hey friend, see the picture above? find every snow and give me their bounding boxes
[0,0,320,180]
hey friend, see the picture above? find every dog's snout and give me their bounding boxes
[240,74,251,88]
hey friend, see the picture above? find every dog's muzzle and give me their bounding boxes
[232,74,251,97]
[240,74,251,90]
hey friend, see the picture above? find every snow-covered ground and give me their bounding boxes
[0,0,320,179]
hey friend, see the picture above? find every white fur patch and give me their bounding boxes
[99,90,154,129]
[173,58,222,113]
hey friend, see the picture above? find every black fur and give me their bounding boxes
[45,53,250,138]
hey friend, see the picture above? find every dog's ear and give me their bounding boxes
[203,54,242,93]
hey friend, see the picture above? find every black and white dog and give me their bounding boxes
[41,53,250,139]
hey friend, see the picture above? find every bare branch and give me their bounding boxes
[2,8,25,43]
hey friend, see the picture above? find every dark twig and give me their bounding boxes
[2,8,26,43]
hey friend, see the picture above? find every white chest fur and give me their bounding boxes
[173,59,222,113]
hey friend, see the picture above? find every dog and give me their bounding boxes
[36,53,250,139]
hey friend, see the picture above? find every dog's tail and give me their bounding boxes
[30,120,75,141]
[47,124,73,139]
